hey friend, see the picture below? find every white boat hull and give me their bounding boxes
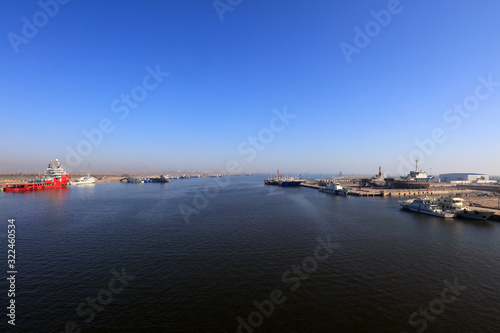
[320,188,348,195]
[320,182,348,196]
[69,177,96,185]
[401,202,455,218]
[454,210,495,221]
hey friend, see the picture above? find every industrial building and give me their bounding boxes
[439,173,492,183]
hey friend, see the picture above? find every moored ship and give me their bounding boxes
[150,175,170,183]
[278,178,303,187]
[400,197,455,218]
[69,176,96,185]
[320,182,349,195]
[5,159,71,192]
[264,169,303,187]
[69,164,96,185]
[386,160,433,189]
[360,166,387,187]
[434,196,495,220]
[127,177,146,183]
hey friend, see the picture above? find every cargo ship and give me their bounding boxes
[5,159,71,192]
[385,160,433,189]
[264,170,303,187]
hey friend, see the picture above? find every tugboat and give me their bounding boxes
[5,159,71,192]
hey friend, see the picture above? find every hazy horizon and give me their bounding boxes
[2,1,500,176]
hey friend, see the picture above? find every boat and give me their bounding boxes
[386,160,433,189]
[400,197,455,218]
[5,159,71,192]
[69,164,96,185]
[150,175,170,183]
[434,196,495,220]
[69,175,96,185]
[127,177,145,183]
[320,182,349,195]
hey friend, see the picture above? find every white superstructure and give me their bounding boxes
[320,182,348,195]
[400,197,455,218]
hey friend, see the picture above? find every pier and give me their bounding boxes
[347,189,384,197]
[301,182,452,197]
[300,180,500,221]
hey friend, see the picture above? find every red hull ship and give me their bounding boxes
[5,159,71,192]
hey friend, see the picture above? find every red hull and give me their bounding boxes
[5,174,70,192]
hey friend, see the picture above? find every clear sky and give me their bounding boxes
[1,0,500,176]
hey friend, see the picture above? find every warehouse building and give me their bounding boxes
[439,173,491,183]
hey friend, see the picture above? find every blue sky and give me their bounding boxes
[1,0,500,175]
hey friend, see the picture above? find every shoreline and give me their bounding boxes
[2,175,499,220]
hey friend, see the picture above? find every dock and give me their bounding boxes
[347,189,384,197]
[300,180,500,221]
[300,183,321,189]
[301,182,443,197]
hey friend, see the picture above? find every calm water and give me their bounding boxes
[1,175,499,333]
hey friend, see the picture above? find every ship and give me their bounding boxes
[385,160,433,189]
[264,169,303,187]
[369,166,387,187]
[360,166,387,187]
[150,175,170,183]
[278,178,303,187]
[5,159,71,192]
[434,196,495,220]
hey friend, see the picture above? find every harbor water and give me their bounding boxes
[1,175,499,332]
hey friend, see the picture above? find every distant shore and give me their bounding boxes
[2,175,499,213]
[0,172,253,190]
